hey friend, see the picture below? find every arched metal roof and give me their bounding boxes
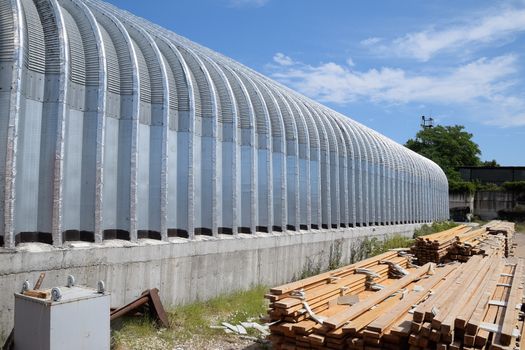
[0,0,449,248]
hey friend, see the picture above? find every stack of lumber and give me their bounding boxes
[448,228,491,261]
[404,256,524,350]
[266,251,414,325]
[267,261,436,349]
[485,221,516,257]
[267,251,524,350]
[410,225,472,264]
[412,223,511,264]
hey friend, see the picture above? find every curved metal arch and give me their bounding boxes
[2,0,24,248]
[297,100,332,228]
[231,70,273,232]
[362,127,388,225]
[372,134,392,225]
[147,34,197,238]
[58,0,108,243]
[261,83,300,231]
[344,119,372,226]
[279,92,311,230]
[315,108,347,228]
[328,115,357,227]
[375,134,398,225]
[293,100,322,228]
[249,78,287,231]
[424,158,439,221]
[86,2,141,240]
[411,154,425,223]
[350,121,380,226]
[171,44,219,237]
[405,150,420,223]
[196,58,238,235]
[23,0,69,246]
[206,59,259,235]
[338,118,363,226]
[117,17,170,239]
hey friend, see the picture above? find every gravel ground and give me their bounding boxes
[115,334,270,350]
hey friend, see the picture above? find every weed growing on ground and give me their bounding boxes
[515,222,525,233]
[111,285,268,349]
[413,221,458,238]
[328,238,344,270]
[297,255,323,280]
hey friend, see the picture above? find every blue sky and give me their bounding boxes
[106,0,525,165]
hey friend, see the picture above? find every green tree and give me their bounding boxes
[481,159,500,167]
[405,125,481,182]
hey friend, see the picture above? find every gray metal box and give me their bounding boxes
[14,286,110,350]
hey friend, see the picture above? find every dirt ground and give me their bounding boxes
[513,231,525,258]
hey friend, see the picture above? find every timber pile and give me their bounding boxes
[410,225,472,264]
[412,224,510,264]
[404,256,524,350]
[266,260,434,349]
[486,221,516,257]
[267,255,524,350]
[267,221,522,350]
[448,228,491,261]
[266,251,414,325]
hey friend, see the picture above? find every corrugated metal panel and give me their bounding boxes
[131,38,150,104]
[20,0,45,73]
[60,4,99,86]
[154,39,189,112]
[98,24,119,94]
[178,46,213,118]
[61,8,85,85]
[202,59,231,124]
[0,0,15,62]
[213,64,247,126]
[235,72,269,135]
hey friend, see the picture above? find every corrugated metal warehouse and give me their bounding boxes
[0,0,449,249]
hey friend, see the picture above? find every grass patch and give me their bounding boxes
[515,222,525,233]
[362,234,414,257]
[169,285,268,340]
[413,221,458,238]
[111,285,268,349]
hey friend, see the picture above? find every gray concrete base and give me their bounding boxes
[0,223,423,342]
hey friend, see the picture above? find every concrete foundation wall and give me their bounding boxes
[473,191,515,220]
[0,224,421,342]
[449,191,518,220]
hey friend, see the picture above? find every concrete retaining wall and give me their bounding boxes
[0,224,421,342]
[474,191,516,220]
[449,191,518,220]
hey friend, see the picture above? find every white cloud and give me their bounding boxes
[273,53,294,66]
[228,0,269,8]
[361,37,382,47]
[373,7,525,61]
[269,53,525,127]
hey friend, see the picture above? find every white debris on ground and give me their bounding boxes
[214,321,270,337]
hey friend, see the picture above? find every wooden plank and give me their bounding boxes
[324,263,433,329]
[23,289,50,299]
[499,259,524,345]
[454,257,504,330]
[270,251,398,295]
[367,263,458,334]
[435,256,494,334]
